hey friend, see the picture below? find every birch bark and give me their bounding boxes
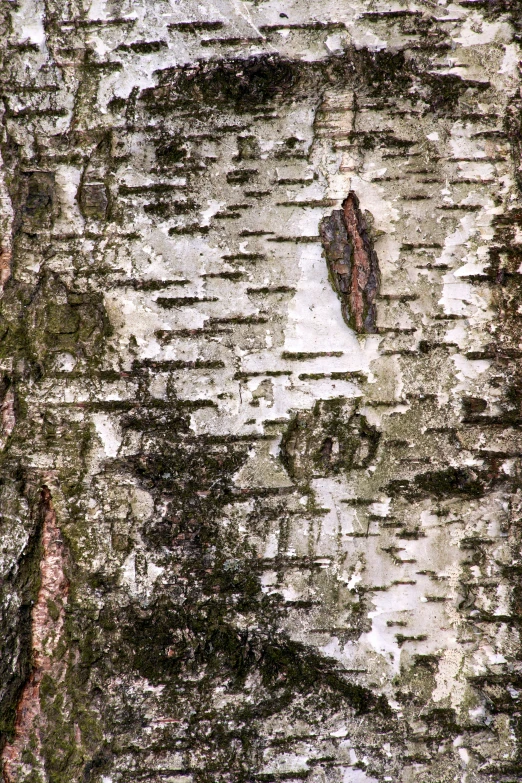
[1,2,522,782]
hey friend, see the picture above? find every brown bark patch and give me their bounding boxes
[320,191,380,333]
[0,247,11,293]
[2,487,69,783]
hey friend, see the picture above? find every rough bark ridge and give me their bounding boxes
[2,487,69,783]
[1,1,522,783]
[320,192,380,333]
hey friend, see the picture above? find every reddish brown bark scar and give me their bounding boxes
[320,191,379,334]
[2,487,69,783]
[0,247,11,293]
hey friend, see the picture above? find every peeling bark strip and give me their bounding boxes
[0,248,11,292]
[320,192,379,333]
[2,487,68,783]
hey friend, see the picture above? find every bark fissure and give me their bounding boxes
[320,192,380,334]
[2,487,68,783]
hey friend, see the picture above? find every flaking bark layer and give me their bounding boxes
[320,192,380,334]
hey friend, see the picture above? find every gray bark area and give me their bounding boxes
[1,1,522,781]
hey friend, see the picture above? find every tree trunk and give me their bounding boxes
[1,1,522,781]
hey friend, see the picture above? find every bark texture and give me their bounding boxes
[1,1,522,782]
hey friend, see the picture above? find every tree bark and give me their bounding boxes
[1,1,522,782]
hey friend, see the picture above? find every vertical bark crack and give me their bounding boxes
[320,192,380,333]
[2,487,68,783]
